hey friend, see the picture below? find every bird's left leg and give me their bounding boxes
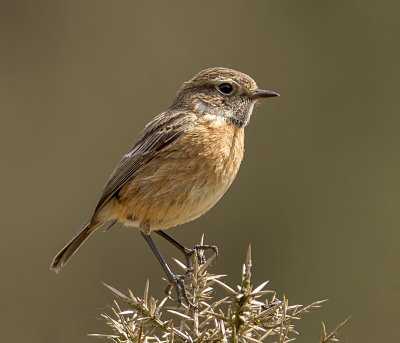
[140,231,192,307]
[155,230,218,268]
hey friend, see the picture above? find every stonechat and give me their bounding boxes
[51,67,279,304]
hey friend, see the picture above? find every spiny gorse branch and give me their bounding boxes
[90,237,350,342]
[320,315,352,343]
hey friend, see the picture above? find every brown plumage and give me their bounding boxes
[50,67,278,302]
[113,115,244,230]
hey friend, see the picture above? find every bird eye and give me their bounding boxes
[217,83,233,95]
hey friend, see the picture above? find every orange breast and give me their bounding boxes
[114,115,244,230]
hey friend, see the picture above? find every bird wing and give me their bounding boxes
[91,111,197,219]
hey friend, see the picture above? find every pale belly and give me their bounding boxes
[111,116,244,231]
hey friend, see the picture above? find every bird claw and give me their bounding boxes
[184,244,218,266]
[164,269,195,308]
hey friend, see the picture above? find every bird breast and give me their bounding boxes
[114,114,245,230]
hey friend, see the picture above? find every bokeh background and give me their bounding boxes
[1,1,399,342]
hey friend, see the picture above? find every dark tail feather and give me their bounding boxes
[51,218,100,273]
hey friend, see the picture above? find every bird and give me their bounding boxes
[51,67,279,304]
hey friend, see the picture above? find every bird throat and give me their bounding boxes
[194,100,249,129]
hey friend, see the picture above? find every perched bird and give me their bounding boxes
[51,67,278,304]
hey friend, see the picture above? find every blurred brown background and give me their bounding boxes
[1,1,399,342]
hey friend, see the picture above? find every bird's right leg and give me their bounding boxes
[155,230,218,268]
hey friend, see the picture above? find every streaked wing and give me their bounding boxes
[92,111,197,217]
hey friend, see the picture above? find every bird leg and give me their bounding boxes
[155,230,218,268]
[141,232,193,307]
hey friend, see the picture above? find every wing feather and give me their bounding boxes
[91,111,197,218]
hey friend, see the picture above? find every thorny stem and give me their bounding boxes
[91,237,350,343]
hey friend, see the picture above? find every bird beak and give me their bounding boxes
[249,89,280,100]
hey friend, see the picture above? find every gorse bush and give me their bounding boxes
[90,237,350,342]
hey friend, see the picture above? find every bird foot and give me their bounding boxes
[164,269,195,307]
[183,244,219,266]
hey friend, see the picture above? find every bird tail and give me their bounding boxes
[50,218,102,273]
